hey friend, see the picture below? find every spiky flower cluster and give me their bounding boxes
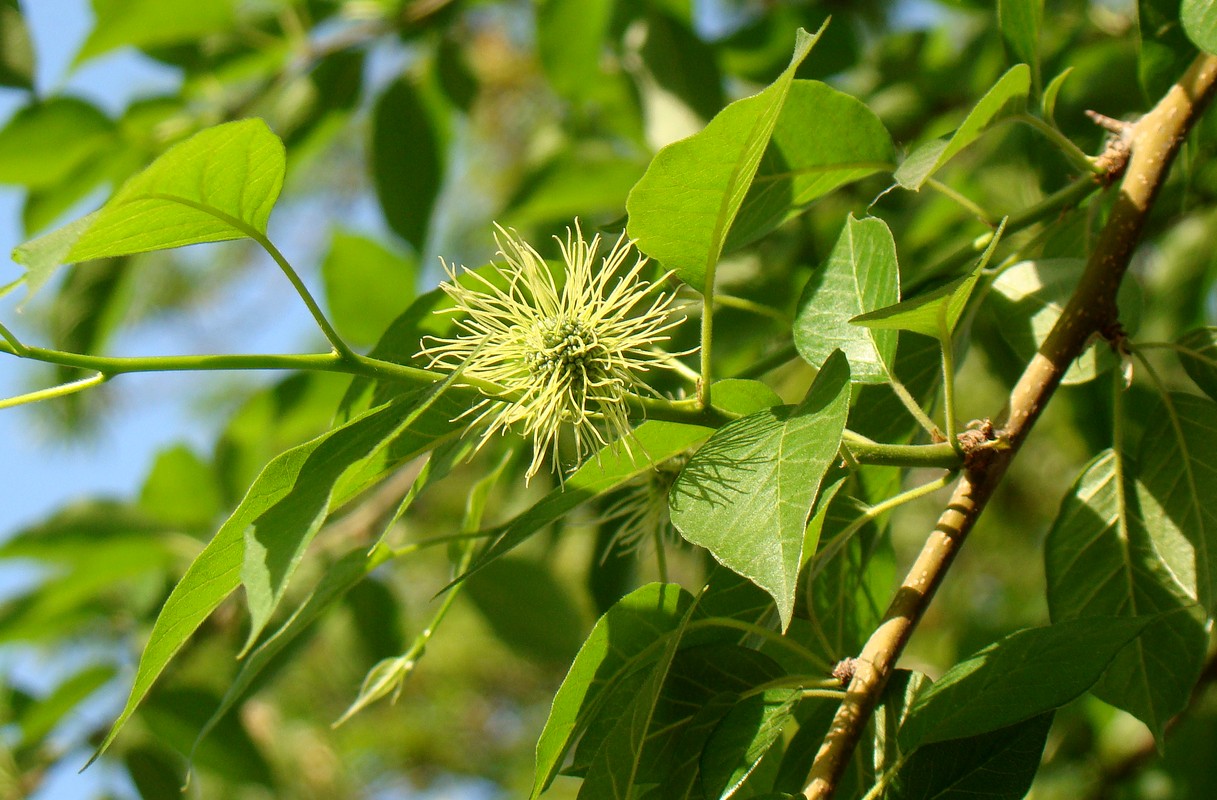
[417,222,687,482]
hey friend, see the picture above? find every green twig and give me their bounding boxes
[715,292,791,323]
[1013,113,1106,175]
[142,193,356,360]
[0,372,107,410]
[938,314,961,456]
[0,319,28,356]
[809,470,958,582]
[888,377,944,440]
[840,431,961,469]
[925,177,996,225]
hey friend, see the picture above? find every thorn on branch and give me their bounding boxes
[1087,110,1136,182]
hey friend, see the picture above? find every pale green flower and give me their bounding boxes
[418,221,688,482]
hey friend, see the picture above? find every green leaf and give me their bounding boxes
[724,81,894,251]
[92,391,460,762]
[1183,0,1217,54]
[537,0,615,101]
[321,230,417,347]
[456,380,784,586]
[466,557,588,665]
[851,219,1005,339]
[138,444,223,529]
[1135,392,1217,612]
[531,583,694,799]
[999,0,1043,91]
[875,670,932,775]
[626,24,823,290]
[13,119,285,273]
[639,11,725,123]
[894,65,1031,190]
[1140,0,1196,99]
[1045,451,1207,741]
[0,0,33,89]
[75,0,236,63]
[638,644,786,796]
[897,616,1155,749]
[0,98,115,189]
[886,713,1054,800]
[142,687,273,787]
[1041,68,1072,124]
[700,688,801,799]
[577,593,699,800]
[981,259,1138,385]
[1177,327,1217,401]
[241,377,468,651]
[670,350,851,629]
[370,77,445,252]
[794,215,899,383]
[191,544,392,762]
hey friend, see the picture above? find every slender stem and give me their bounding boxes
[0,319,28,355]
[653,528,669,583]
[939,325,961,456]
[916,173,1104,289]
[249,230,356,359]
[0,372,107,410]
[887,377,943,439]
[715,292,791,323]
[140,192,355,360]
[1014,113,1106,175]
[1134,339,1217,369]
[810,470,957,582]
[391,531,495,559]
[840,432,961,469]
[699,294,714,408]
[925,177,995,225]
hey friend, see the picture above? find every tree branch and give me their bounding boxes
[802,51,1217,800]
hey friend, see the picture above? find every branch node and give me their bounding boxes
[831,657,858,687]
[958,419,1009,471]
[1087,110,1136,182]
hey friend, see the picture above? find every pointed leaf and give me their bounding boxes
[1135,392,1217,612]
[370,77,445,252]
[14,119,285,274]
[460,381,781,584]
[701,688,801,799]
[794,215,899,383]
[241,375,469,650]
[0,0,33,89]
[851,219,1005,339]
[640,644,786,797]
[531,583,694,799]
[192,544,391,761]
[670,351,851,628]
[1177,327,1217,401]
[76,0,236,63]
[0,98,115,189]
[898,616,1155,749]
[999,0,1043,91]
[1045,450,1207,741]
[577,594,699,799]
[725,80,895,250]
[894,65,1031,190]
[887,713,1054,800]
[92,390,460,760]
[626,24,822,290]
